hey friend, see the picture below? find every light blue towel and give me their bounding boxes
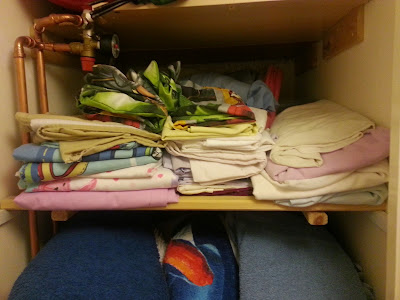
[227,212,369,300]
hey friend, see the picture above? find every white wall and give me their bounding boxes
[296,1,396,299]
[0,1,83,298]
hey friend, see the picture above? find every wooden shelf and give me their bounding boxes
[0,195,387,212]
[92,0,368,51]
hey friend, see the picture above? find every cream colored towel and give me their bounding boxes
[190,159,267,185]
[161,116,258,141]
[251,159,388,200]
[166,140,267,165]
[15,112,165,163]
[186,130,274,152]
[269,100,375,167]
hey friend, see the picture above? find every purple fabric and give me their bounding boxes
[266,127,390,182]
[14,189,179,210]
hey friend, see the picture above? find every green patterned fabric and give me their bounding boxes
[78,65,167,133]
[78,61,256,133]
[140,61,256,127]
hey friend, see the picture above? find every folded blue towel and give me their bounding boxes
[227,212,369,300]
[9,212,169,300]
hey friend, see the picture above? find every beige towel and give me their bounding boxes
[190,159,267,185]
[269,100,375,167]
[15,112,165,163]
[166,140,267,165]
[251,159,389,200]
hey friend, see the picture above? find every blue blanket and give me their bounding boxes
[227,212,369,300]
[9,212,169,300]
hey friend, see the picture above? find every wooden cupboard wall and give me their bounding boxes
[0,1,399,299]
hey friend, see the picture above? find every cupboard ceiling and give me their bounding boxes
[92,0,368,52]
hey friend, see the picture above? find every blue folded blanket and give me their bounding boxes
[9,212,169,300]
[227,212,369,300]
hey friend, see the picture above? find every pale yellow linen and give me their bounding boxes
[269,100,375,167]
[161,116,258,141]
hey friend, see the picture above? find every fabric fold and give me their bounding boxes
[14,189,179,210]
[24,167,179,192]
[266,127,390,182]
[15,112,165,163]
[269,100,375,167]
[275,184,388,207]
[252,159,389,200]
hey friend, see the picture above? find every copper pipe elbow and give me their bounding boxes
[34,14,84,35]
[14,36,37,58]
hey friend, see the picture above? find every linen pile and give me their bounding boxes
[252,100,390,207]
[11,60,390,209]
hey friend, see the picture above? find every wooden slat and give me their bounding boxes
[302,211,328,225]
[323,4,364,59]
[51,211,77,222]
[0,195,388,212]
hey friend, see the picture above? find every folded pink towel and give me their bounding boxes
[14,189,179,210]
[266,127,390,182]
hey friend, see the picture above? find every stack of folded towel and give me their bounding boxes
[13,112,179,210]
[252,99,390,207]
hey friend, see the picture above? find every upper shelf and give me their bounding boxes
[93,0,368,51]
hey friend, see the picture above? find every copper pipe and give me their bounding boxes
[28,211,39,257]
[14,37,37,145]
[41,43,73,53]
[34,29,47,114]
[33,14,84,113]
[14,36,42,258]
[34,14,83,33]
[52,220,58,236]
[36,51,49,113]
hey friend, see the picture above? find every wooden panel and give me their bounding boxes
[92,0,368,51]
[0,195,388,212]
[323,5,364,59]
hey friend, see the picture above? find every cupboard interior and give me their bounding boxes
[3,0,398,299]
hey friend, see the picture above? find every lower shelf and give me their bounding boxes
[0,195,388,212]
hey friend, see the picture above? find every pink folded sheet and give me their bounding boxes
[14,189,179,210]
[265,127,390,182]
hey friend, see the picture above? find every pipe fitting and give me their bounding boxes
[14,36,38,58]
[34,14,84,35]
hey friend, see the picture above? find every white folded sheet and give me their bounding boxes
[251,159,388,200]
